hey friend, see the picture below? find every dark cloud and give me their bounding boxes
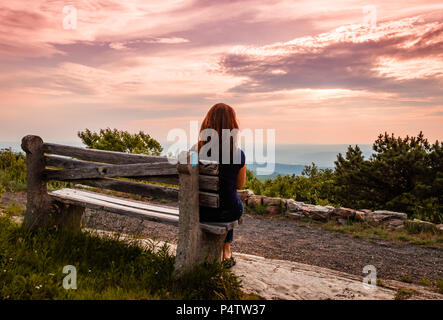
[218,19,443,100]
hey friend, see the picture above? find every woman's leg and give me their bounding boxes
[223,230,233,259]
[222,206,242,260]
[225,229,233,243]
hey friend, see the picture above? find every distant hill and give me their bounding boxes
[247,162,332,181]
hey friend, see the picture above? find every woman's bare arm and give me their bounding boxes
[236,165,247,189]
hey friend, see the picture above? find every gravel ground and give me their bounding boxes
[83,208,443,283]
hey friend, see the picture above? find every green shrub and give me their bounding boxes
[78,128,163,155]
[244,164,335,206]
[0,148,26,192]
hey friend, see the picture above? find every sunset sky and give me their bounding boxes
[0,0,442,145]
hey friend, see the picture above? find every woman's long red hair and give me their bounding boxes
[198,103,239,161]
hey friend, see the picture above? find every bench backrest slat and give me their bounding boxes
[44,155,219,191]
[44,149,219,176]
[43,143,168,165]
[44,162,178,180]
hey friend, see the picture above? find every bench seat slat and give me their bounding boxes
[55,188,179,216]
[50,189,179,226]
[48,177,219,208]
[50,189,235,234]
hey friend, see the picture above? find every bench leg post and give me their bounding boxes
[21,135,54,230]
[52,202,84,232]
[174,152,225,276]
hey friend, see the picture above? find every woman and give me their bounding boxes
[197,103,246,268]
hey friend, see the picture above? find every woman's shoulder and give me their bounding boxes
[234,148,245,167]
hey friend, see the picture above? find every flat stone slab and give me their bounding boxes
[232,253,394,300]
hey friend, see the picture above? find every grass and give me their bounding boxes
[420,278,432,287]
[404,220,439,235]
[394,288,416,300]
[437,279,443,294]
[401,275,413,283]
[3,203,25,217]
[0,216,243,300]
[0,148,26,192]
[245,204,268,215]
[317,221,443,249]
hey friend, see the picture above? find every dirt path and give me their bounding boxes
[84,209,443,284]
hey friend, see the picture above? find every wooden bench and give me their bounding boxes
[21,135,242,275]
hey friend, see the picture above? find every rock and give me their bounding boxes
[309,206,331,221]
[280,199,288,210]
[247,195,263,207]
[238,189,254,202]
[266,205,281,215]
[359,210,376,224]
[437,224,443,232]
[332,207,355,220]
[405,219,437,233]
[299,205,314,217]
[337,218,349,225]
[373,210,407,220]
[354,211,366,222]
[372,215,392,224]
[262,196,282,206]
[384,219,405,230]
[287,212,303,220]
[286,199,305,212]
[371,210,407,226]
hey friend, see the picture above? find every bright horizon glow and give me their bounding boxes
[0,0,442,144]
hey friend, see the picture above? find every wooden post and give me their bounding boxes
[52,201,84,232]
[21,135,54,230]
[174,151,226,276]
[21,135,83,231]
